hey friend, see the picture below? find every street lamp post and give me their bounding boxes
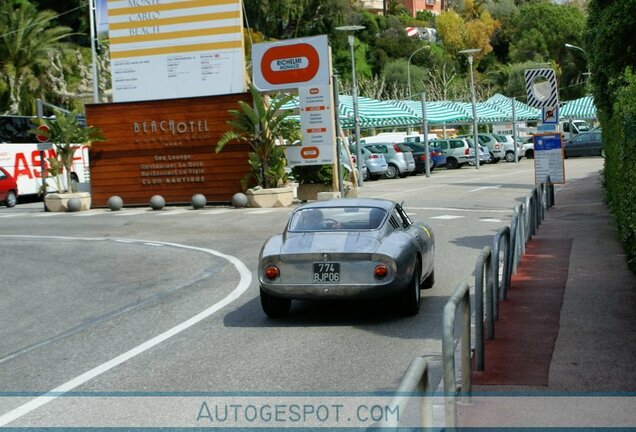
[407,45,429,100]
[565,43,591,79]
[459,48,481,170]
[336,25,365,187]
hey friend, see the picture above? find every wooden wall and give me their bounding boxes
[85,94,251,206]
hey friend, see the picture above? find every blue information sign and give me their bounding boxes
[534,133,562,151]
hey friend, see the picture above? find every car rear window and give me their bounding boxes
[288,207,388,231]
[396,144,412,153]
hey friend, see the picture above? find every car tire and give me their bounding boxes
[385,164,399,179]
[491,156,500,164]
[398,261,420,316]
[445,158,459,169]
[4,191,17,208]
[363,168,369,181]
[260,287,291,318]
[505,151,516,162]
[422,269,434,289]
[525,149,534,159]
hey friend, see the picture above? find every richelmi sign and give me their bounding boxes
[252,36,336,166]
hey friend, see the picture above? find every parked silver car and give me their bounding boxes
[458,133,505,163]
[429,137,474,169]
[351,145,388,180]
[361,142,416,179]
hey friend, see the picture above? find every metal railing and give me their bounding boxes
[442,282,471,427]
[383,356,433,428]
[396,177,556,429]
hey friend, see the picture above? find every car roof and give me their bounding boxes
[295,198,396,212]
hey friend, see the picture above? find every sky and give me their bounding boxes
[95,0,108,36]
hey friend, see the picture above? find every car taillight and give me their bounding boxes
[393,144,402,152]
[419,155,427,161]
[374,264,389,279]
[369,154,378,159]
[431,150,438,157]
[495,144,500,150]
[465,148,470,155]
[264,266,280,281]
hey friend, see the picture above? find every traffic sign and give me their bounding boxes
[542,105,559,124]
[36,124,50,143]
[525,68,558,108]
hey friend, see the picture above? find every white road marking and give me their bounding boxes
[0,213,27,218]
[0,234,252,427]
[156,209,189,216]
[480,218,502,223]
[71,210,108,217]
[113,209,149,216]
[371,169,534,199]
[409,206,510,213]
[430,215,464,220]
[30,212,60,217]
[200,208,234,215]
[469,185,502,192]
[247,209,278,215]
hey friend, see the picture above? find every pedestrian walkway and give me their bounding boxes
[474,170,635,390]
[458,170,636,425]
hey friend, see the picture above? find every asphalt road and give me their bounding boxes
[0,156,603,426]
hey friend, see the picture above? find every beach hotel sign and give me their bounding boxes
[106,0,246,102]
[252,36,336,165]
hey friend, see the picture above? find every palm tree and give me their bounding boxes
[0,1,74,114]
[216,85,295,189]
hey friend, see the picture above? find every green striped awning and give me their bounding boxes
[560,96,597,119]
[485,94,541,121]
[338,95,420,129]
[446,101,509,123]
[389,100,470,124]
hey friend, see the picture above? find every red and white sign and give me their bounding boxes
[286,85,336,166]
[252,36,330,91]
[36,124,50,143]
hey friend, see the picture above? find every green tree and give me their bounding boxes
[34,110,105,193]
[585,0,636,116]
[0,0,74,114]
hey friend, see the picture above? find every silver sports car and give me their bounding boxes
[258,198,435,318]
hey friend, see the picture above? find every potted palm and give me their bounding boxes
[34,110,105,212]
[216,84,296,207]
[291,164,334,202]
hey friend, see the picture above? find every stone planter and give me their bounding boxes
[296,183,333,202]
[44,192,92,212]
[245,187,294,208]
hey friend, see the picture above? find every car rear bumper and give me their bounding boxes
[260,281,407,300]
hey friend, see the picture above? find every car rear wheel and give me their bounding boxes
[4,191,17,208]
[445,158,459,169]
[385,164,399,179]
[505,151,516,162]
[422,269,434,289]
[363,168,369,181]
[398,261,420,316]
[525,149,534,159]
[260,287,291,318]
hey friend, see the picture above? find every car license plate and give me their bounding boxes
[313,262,340,283]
